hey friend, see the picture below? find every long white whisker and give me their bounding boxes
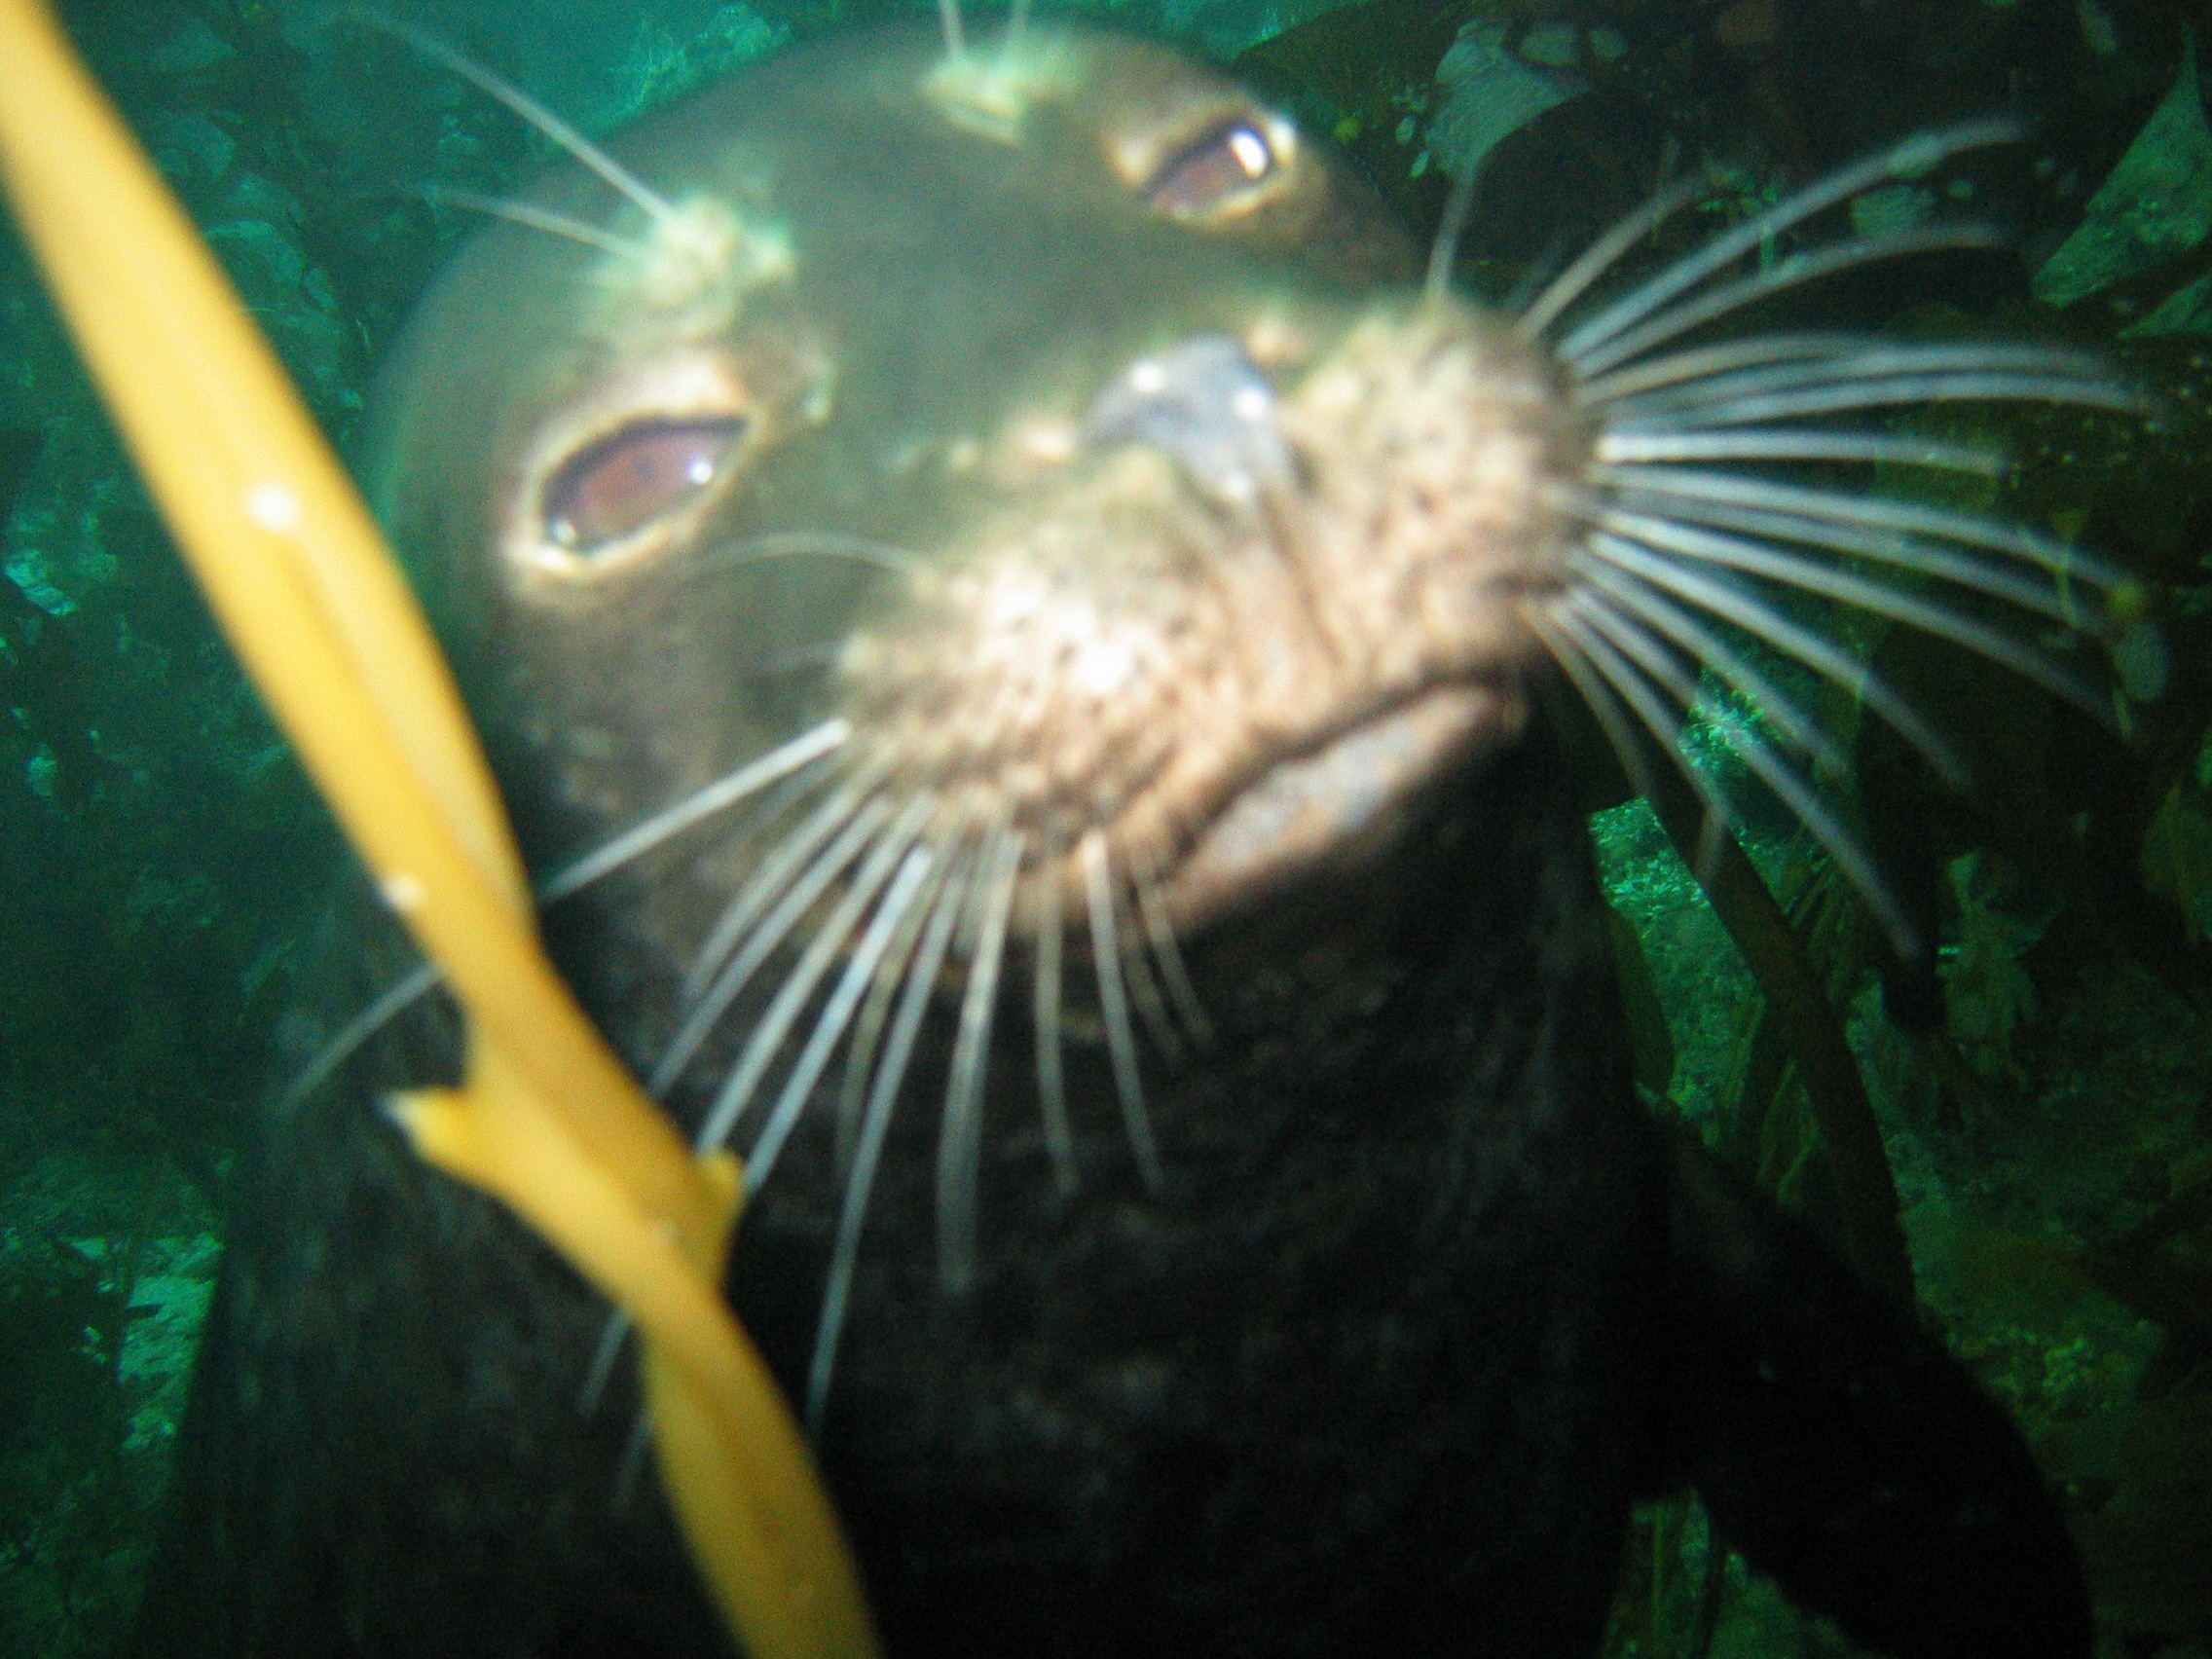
[1572,331,1860,404]
[541,720,849,903]
[1030,865,1075,1198]
[1082,830,1163,1193]
[348,10,677,225]
[834,852,943,1176]
[704,533,921,576]
[683,771,877,1001]
[1516,171,1709,342]
[700,798,931,1160]
[1595,428,2004,474]
[1556,116,2023,363]
[805,847,973,1435]
[279,959,442,1112]
[1528,604,1681,845]
[1594,506,2109,713]
[1570,224,2008,380]
[578,1308,631,1416]
[938,0,966,57]
[282,729,851,1117]
[682,804,846,1002]
[1133,856,1212,1049]
[1639,372,2148,429]
[418,184,648,258]
[1117,881,1186,1066]
[1582,530,1966,785]
[938,825,1023,1295]
[1543,598,1738,885]
[1424,170,1481,301]
[1571,555,1844,771]
[1599,471,2118,622]
[1598,340,2119,418]
[650,793,890,1096]
[747,839,937,1191]
[1567,589,1913,947]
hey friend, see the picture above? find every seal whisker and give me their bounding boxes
[1572,332,1863,404]
[289,730,849,1110]
[689,795,924,1159]
[1596,340,2120,416]
[279,960,443,1112]
[699,796,933,1162]
[541,719,850,903]
[834,846,946,1178]
[346,10,679,227]
[1566,588,1915,946]
[1541,596,1743,885]
[1598,469,2120,621]
[805,846,975,1437]
[938,0,966,59]
[938,823,1023,1295]
[1516,172,1710,343]
[1530,603,1693,846]
[680,763,881,1004]
[1423,171,1481,302]
[1029,864,1077,1198]
[651,792,890,1096]
[1553,115,2023,363]
[576,1308,631,1418]
[1132,853,1213,1051]
[289,728,851,1110]
[1591,505,2109,715]
[1082,830,1164,1194]
[1570,555,1845,772]
[1568,223,2009,381]
[1628,371,2148,429]
[702,531,922,576]
[749,836,938,1192]
[1117,881,1187,1068]
[1595,428,2004,474]
[1581,529,1968,785]
[416,184,650,260]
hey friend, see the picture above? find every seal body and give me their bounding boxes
[137,25,2091,1659]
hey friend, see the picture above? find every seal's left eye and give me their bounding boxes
[543,416,748,552]
[1145,117,1281,219]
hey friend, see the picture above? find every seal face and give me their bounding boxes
[139,23,2100,1659]
[368,28,1584,945]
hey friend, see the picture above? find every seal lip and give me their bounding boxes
[1161,681,1518,931]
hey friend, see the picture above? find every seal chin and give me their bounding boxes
[1161,681,1521,931]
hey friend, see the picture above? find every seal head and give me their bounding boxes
[366,28,1582,940]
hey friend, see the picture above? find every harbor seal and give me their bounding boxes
[137,22,2112,1659]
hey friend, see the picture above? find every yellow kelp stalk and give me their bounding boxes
[0,3,878,1655]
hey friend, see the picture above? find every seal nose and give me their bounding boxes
[1086,332,1343,662]
[1084,333,1292,509]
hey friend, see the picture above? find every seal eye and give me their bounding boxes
[542,416,749,553]
[1144,117,1281,219]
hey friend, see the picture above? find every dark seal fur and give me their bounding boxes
[138,24,2094,1659]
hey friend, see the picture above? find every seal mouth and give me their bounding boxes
[1160,682,1517,931]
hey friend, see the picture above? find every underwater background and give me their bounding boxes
[3,0,2212,1653]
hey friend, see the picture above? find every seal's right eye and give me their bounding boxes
[1142,113,1290,221]
[542,416,750,553]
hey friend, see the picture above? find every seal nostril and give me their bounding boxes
[542,414,750,552]
[1085,333,1292,508]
